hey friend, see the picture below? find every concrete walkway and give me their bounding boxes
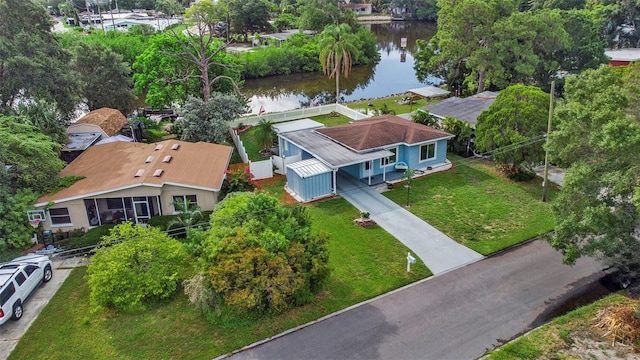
[336,172,483,275]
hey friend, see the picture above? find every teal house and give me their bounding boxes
[278,115,454,202]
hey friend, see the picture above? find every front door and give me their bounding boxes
[132,197,150,224]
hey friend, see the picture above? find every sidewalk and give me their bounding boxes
[336,173,483,275]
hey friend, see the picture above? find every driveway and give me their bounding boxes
[0,257,88,360]
[221,240,603,360]
[336,172,483,275]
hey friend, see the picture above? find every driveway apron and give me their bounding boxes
[336,172,483,275]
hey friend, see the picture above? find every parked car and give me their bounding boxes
[0,254,53,325]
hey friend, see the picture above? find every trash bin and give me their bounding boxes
[43,230,54,247]
[386,182,394,189]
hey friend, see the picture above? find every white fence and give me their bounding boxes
[272,154,302,175]
[230,103,371,127]
[228,127,249,163]
[249,159,273,180]
[229,104,371,179]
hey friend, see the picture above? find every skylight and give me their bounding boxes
[171,143,180,150]
[154,144,164,151]
[145,156,154,163]
[163,155,172,163]
[153,169,163,177]
[134,169,145,177]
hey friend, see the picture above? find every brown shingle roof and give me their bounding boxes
[37,140,232,204]
[315,115,453,151]
[75,108,128,137]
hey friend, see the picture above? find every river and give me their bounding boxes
[242,21,440,114]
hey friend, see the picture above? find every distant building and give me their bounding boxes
[341,3,373,15]
[605,48,640,67]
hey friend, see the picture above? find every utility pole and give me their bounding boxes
[542,80,554,202]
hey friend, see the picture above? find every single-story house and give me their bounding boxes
[278,115,454,202]
[260,29,315,47]
[342,3,373,15]
[35,139,232,232]
[420,91,500,128]
[62,108,129,162]
[604,48,640,67]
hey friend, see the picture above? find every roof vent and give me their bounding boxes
[171,143,180,150]
[153,169,163,177]
[145,156,154,163]
[154,144,164,151]
[163,155,172,163]
[134,169,145,177]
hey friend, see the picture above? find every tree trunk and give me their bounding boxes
[335,73,340,103]
[477,68,486,94]
[202,65,210,102]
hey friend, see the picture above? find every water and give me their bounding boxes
[242,21,440,114]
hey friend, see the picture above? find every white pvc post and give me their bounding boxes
[407,252,416,272]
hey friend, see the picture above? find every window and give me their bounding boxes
[420,143,436,162]
[14,272,26,286]
[172,195,198,213]
[49,208,71,225]
[0,283,15,306]
[23,265,37,276]
[381,147,397,167]
[107,198,124,210]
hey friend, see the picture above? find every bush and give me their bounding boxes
[87,223,189,312]
[498,164,536,181]
[196,193,330,316]
[66,224,116,249]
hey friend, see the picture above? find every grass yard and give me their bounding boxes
[486,293,640,359]
[383,155,557,255]
[10,198,430,360]
[238,126,271,162]
[308,113,352,127]
[345,95,435,115]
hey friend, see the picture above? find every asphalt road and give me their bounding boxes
[223,240,604,360]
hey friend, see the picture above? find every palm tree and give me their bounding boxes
[318,24,358,103]
[253,118,275,155]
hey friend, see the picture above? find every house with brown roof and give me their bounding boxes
[278,115,454,202]
[35,139,233,232]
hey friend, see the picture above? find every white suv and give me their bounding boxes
[0,254,53,325]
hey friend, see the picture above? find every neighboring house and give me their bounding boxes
[61,108,129,162]
[421,91,500,128]
[278,115,454,202]
[604,48,640,67]
[261,29,315,47]
[341,3,373,15]
[35,140,232,232]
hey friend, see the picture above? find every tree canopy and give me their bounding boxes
[475,84,551,178]
[72,42,137,114]
[546,63,640,276]
[318,24,359,103]
[175,94,247,143]
[0,0,78,118]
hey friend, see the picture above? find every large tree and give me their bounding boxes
[228,0,272,42]
[175,94,247,143]
[298,0,342,31]
[133,0,241,108]
[475,84,551,178]
[546,63,640,276]
[318,24,358,103]
[0,116,65,251]
[0,0,78,118]
[72,42,137,115]
[195,192,330,314]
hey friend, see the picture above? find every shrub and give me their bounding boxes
[67,224,116,249]
[195,193,330,316]
[87,223,189,312]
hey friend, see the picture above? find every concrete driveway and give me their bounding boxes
[221,240,603,360]
[0,257,88,360]
[336,172,483,275]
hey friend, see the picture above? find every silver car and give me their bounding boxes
[0,254,53,325]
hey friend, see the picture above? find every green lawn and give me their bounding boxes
[383,155,557,255]
[239,127,270,162]
[308,113,353,127]
[345,95,436,115]
[10,198,430,360]
[486,293,639,359]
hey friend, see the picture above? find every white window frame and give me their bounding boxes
[48,207,72,226]
[381,147,398,167]
[419,143,437,162]
[172,195,198,214]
